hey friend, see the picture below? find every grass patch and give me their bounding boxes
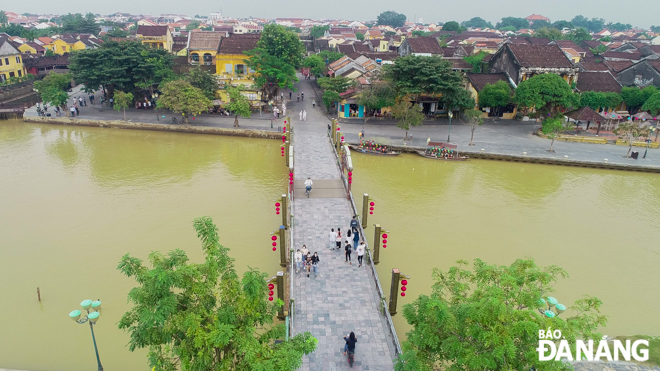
[610,335,660,366]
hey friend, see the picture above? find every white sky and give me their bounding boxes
[8,0,659,28]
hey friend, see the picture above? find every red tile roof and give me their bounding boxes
[406,36,442,54]
[466,72,509,91]
[217,34,259,54]
[137,25,169,37]
[602,51,642,60]
[576,72,621,93]
[507,44,573,68]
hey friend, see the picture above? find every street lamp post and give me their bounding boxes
[447,110,453,143]
[643,126,655,159]
[69,300,104,371]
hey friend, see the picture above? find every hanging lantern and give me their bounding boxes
[272,242,277,246]
[401,286,406,292]
[382,234,388,238]
[369,211,373,214]
[275,202,281,207]
[382,244,386,248]
[271,236,277,241]
[268,283,275,290]
[401,279,407,285]
[382,239,387,244]
[272,247,277,251]
[348,172,352,176]
[370,202,374,206]
[269,296,274,301]
[269,290,274,296]
[276,207,280,212]
[400,292,406,297]
[370,207,374,211]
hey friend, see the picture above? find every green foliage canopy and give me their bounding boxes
[579,91,622,111]
[34,72,72,110]
[621,86,658,113]
[571,15,605,32]
[496,17,529,31]
[395,259,606,371]
[641,92,660,115]
[478,81,511,108]
[461,17,494,29]
[302,55,326,77]
[392,100,424,139]
[442,21,461,32]
[112,90,133,120]
[156,80,212,123]
[310,25,329,39]
[60,13,100,35]
[185,67,219,100]
[376,11,407,28]
[513,73,578,115]
[118,216,317,371]
[226,85,252,127]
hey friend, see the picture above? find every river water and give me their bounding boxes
[350,152,660,339]
[0,121,286,371]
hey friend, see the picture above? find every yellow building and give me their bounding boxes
[188,31,224,65]
[18,42,45,55]
[378,39,389,52]
[364,29,384,40]
[0,38,27,82]
[465,72,517,119]
[43,38,76,55]
[136,25,173,52]
[215,34,262,105]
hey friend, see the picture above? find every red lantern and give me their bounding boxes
[275,202,281,207]
[382,244,386,248]
[269,290,274,296]
[341,136,345,140]
[289,173,293,177]
[369,207,374,211]
[382,234,388,238]
[272,247,277,251]
[271,236,277,241]
[348,180,352,184]
[400,292,406,297]
[282,135,286,140]
[276,207,280,212]
[401,280,407,285]
[272,242,277,246]
[268,283,275,290]
[269,296,274,301]
[336,127,340,131]
[369,211,373,214]
[370,202,374,206]
[382,239,387,244]
[348,172,352,176]
[276,211,280,214]
[401,286,407,292]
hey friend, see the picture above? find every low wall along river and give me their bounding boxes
[1,120,659,370]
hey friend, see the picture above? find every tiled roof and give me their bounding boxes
[578,61,611,72]
[36,36,53,44]
[25,42,45,51]
[406,36,442,54]
[337,43,356,54]
[527,37,550,45]
[526,14,550,21]
[553,40,585,54]
[602,51,642,60]
[353,43,371,53]
[217,34,259,54]
[32,54,70,67]
[565,106,605,122]
[604,60,633,72]
[466,72,509,91]
[507,44,573,68]
[445,58,472,70]
[347,51,398,61]
[137,25,169,37]
[646,60,660,73]
[188,31,223,50]
[576,72,621,93]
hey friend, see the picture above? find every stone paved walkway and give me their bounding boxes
[290,75,397,370]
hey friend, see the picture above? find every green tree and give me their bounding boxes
[60,13,100,35]
[552,20,573,30]
[599,35,612,42]
[461,17,493,29]
[302,54,326,77]
[185,67,219,100]
[533,27,563,41]
[318,50,344,63]
[514,73,578,116]
[579,91,621,111]
[34,72,72,114]
[44,49,56,57]
[376,11,407,28]
[650,26,660,33]
[392,99,424,139]
[571,15,605,32]
[641,92,660,115]
[318,76,354,94]
[565,27,592,43]
[542,117,573,152]
[0,10,8,26]
[355,32,365,41]
[246,24,304,99]
[104,28,129,38]
[463,51,488,72]
[226,85,251,127]
[384,56,464,102]
[186,20,200,30]
[606,22,632,32]
[614,121,651,157]
[112,90,133,120]
[70,40,173,98]
[530,20,551,30]
[496,17,529,31]
[621,86,658,113]
[442,21,461,31]
[478,80,512,112]
[118,216,317,371]
[156,80,212,124]
[463,108,484,145]
[0,23,26,36]
[310,25,329,39]
[395,258,606,371]
[589,44,608,56]
[322,90,340,112]
[356,77,396,123]
[411,30,431,37]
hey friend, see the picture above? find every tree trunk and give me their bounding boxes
[234,114,240,127]
[470,127,475,146]
[405,130,408,140]
[123,107,126,121]
[550,137,555,152]
[184,115,189,124]
[627,143,633,158]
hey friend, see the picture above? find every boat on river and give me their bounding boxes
[349,141,400,156]
[417,141,469,161]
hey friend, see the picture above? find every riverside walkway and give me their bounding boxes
[288,76,398,370]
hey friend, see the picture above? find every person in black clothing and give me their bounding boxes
[345,241,352,265]
[311,252,320,278]
[350,216,358,233]
[343,332,357,355]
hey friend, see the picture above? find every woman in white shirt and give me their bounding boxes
[295,249,302,273]
[357,241,366,267]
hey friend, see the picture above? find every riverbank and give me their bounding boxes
[22,116,282,139]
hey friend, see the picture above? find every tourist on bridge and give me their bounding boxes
[303,110,307,121]
[357,241,365,267]
[350,216,358,233]
[335,228,342,251]
[329,228,337,250]
[297,93,300,102]
[352,229,360,250]
[305,253,312,277]
[301,245,309,269]
[311,252,320,278]
[299,110,303,121]
[295,249,302,273]
[312,99,316,108]
[301,92,304,101]
[345,238,352,265]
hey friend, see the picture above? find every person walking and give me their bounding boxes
[357,241,365,267]
[311,252,320,278]
[312,99,316,108]
[301,92,304,101]
[289,91,292,100]
[350,216,358,233]
[303,110,307,121]
[295,249,302,273]
[306,253,312,277]
[345,240,352,265]
[301,245,309,265]
[69,105,76,117]
[83,97,87,106]
[74,102,80,116]
[329,228,337,250]
[335,228,342,251]
[78,97,83,107]
[297,93,300,102]
[280,92,284,102]
[299,110,303,121]
[352,228,360,250]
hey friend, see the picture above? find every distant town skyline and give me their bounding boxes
[6,0,659,28]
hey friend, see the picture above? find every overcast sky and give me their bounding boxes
[10,0,659,28]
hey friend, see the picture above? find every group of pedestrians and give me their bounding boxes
[295,246,320,278]
[328,216,366,267]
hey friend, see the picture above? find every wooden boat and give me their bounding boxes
[417,141,469,161]
[348,144,400,156]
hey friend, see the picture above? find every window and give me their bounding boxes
[235,64,245,74]
[16,56,20,63]
[4,58,8,65]
[17,70,22,77]
[225,64,232,73]
[0,74,5,82]
[203,53,213,63]
[9,72,15,78]
[191,53,200,62]
[0,59,3,66]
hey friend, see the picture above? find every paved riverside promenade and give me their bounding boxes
[289,76,398,370]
